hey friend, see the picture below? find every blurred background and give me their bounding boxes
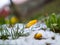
[0,0,60,23]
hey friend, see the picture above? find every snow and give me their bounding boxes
[0,23,60,45]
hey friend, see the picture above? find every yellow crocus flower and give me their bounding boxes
[25,20,37,28]
[10,16,19,24]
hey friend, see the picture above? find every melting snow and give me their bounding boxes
[0,23,60,45]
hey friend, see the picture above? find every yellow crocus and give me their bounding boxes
[34,33,42,39]
[25,20,38,28]
[10,16,19,24]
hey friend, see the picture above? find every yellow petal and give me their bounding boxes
[25,20,37,28]
[34,33,42,39]
[10,16,19,24]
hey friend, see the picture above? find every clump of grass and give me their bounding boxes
[0,25,10,40]
[45,13,60,33]
[11,24,25,39]
[0,17,9,40]
[0,23,29,40]
[0,16,29,40]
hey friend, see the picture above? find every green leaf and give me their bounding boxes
[0,17,5,25]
